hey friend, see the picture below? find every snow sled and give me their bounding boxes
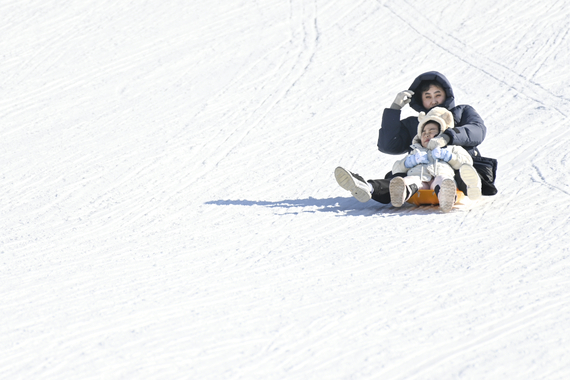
[406,189,465,206]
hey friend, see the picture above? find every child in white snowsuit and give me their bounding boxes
[389,107,481,212]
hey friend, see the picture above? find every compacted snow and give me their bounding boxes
[2,1,570,379]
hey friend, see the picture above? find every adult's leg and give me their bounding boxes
[368,178,391,204]
[367,171,406,204]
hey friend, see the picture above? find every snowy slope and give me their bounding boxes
[2,0,570,379]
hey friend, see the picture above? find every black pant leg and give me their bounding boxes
[368,179,391,204]
[454,170,467,193]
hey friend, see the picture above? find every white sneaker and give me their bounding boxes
[389,176,407,207]
[334,167,372,203]
[438,178,457,213]
[460,164,482,200]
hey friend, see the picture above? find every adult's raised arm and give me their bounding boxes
[377,109,417,155]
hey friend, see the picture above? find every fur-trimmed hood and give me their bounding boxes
[412,107,455,145]
[408,71,456,113]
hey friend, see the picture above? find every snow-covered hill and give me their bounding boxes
[2,1,570,379]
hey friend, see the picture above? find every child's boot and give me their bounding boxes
[335,167,372,202]
[436,178,457,212]
[389,177,419,207]
[459,164,482,200]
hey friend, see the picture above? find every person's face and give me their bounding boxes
[422,84,446,110]
[421,122,440,148]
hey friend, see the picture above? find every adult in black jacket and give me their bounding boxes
[335,71,497,205]
[378,71,486,157]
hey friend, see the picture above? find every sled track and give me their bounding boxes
[377,0,570,117]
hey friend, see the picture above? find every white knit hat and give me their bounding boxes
[416,107,454,139]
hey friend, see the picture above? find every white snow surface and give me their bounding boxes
[2,1,570,379]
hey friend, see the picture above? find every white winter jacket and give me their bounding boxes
[391,106,474,182]
[392,142,473,182]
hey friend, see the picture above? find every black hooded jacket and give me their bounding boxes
[377,71,486,156]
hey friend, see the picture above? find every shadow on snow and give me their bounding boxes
[205,197,442,216]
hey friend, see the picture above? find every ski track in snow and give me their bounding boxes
[1,1,570,379]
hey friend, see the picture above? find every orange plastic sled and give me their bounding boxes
[406,189,465,206]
